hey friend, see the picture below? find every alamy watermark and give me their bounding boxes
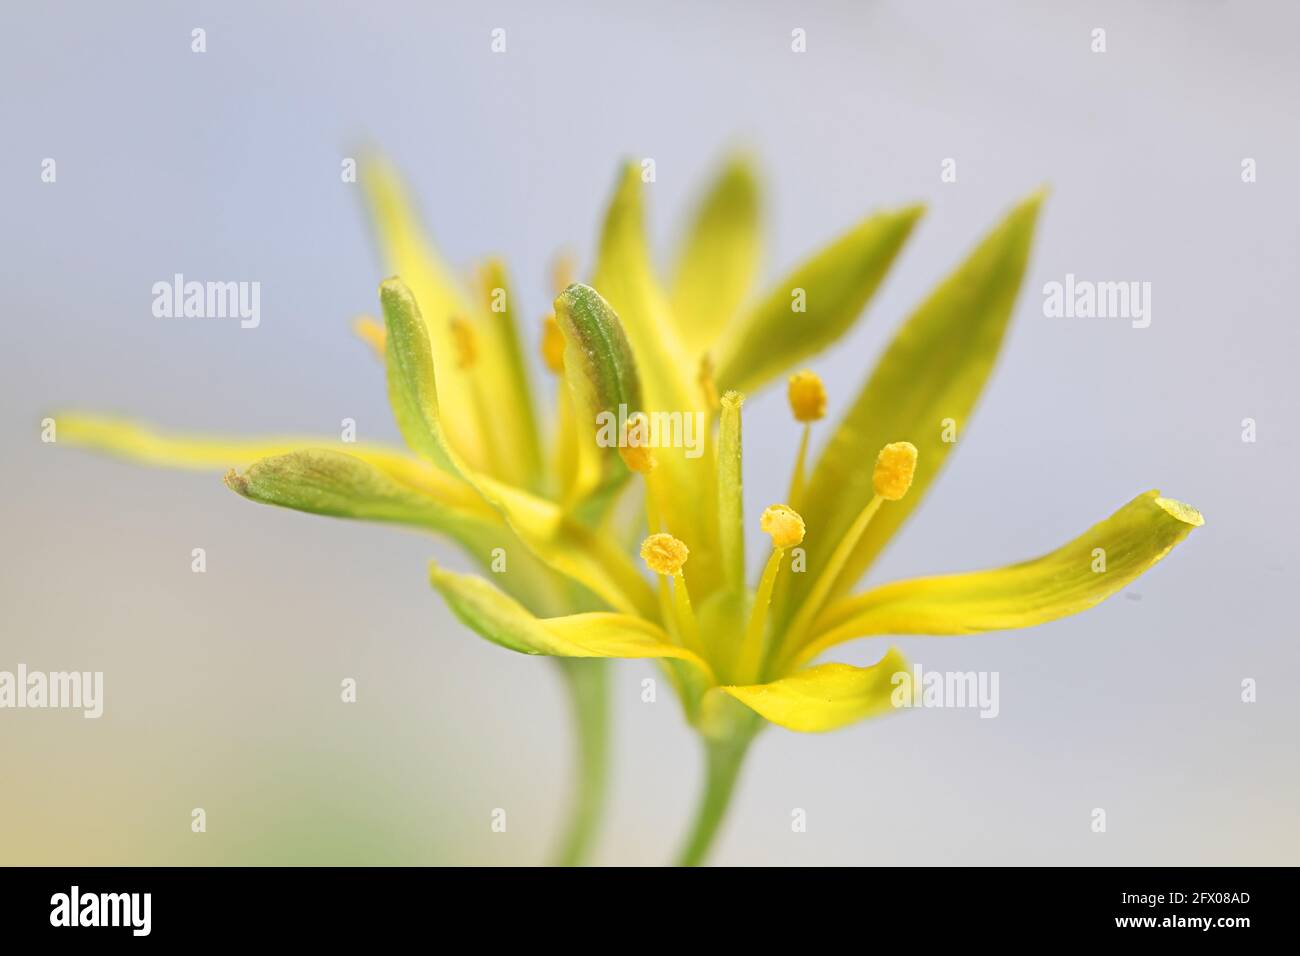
[152,273,261,328]
[891,664,999,718]
[0,664,103,718]
[596,404,705,459]
[1042,273,1151,329]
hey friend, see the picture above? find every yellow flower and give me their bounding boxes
[54,154,1202,866]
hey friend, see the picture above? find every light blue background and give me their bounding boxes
[2,0,1296,864]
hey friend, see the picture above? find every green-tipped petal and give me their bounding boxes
[671,155,761,350]
[54,413,482,506]
[430,563,714,680]
[224,448,493,533]
[382,279,656,618]
[793,490,1203,668]
[552,283,641,505]
[720,647,908,733]
[713,204,923,395]
[784,190,1045,623]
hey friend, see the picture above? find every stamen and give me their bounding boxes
[717,391,746,595]
[618,412,657,475]
[640,533,688,576]
[449,317,478,370]
[777,441,919,670]
[737,504,806,681]
[873,441,918,500]
[540,314,565,373]
[786,370,826,505]
[640,534,700,651]
[787,370,826,423]
[760,503,805,549]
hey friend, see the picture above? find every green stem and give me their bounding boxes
[549,658,610,867]
[674,725,757,867]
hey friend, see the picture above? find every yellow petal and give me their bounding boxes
[719,647,908,733]
[360,155,490,469]
[592,163,721,594]
[670,155,761,351]
[794,490,1203,668]
[53,412,484,508]
[712,203,923,396]
[470,258,545,490]
[430,563,714,681]
[781,190,1045,623]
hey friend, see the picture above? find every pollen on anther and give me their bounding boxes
[449,318,478,370]
[873,441,918,500]
[619,414,657,474]
[641,533,689,575]
[541,315,565,373]
[787,370,827,423]
[760,503,805,549]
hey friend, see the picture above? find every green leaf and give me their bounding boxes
[783,190,1045,622]
[713,203,924,395]
[671,155,761,351]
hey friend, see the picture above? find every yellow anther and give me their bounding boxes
[873,441,918,501]
[619,412,657,474]
[449,318,477,370]
[641,533,689,575]
[540,314,565,373]
[787,370,827,423]
[760,503,805,549]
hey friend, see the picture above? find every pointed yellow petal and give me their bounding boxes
[471,258,545,490]
[430,563,714,679]
[720,647,908,733]
[794,490,1203,668]
[712,203,923,395]
[670,155,761,351]
[360,155,490,468]
[552,283,640,506]
[53,412,482,505]
[591,163,722,594]
[782,190,1044,624]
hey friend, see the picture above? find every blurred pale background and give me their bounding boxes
[2,0,1296,865]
